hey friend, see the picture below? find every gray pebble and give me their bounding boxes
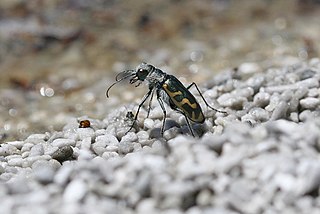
[52,146,74,163]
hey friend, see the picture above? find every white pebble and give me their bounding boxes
[217,93,247,109]
[32,160,56,184]
[21,142,34,153]
[29,144,44,156]
[7,141,24,149]
[54,164,73,185]
[7,157,23,167]
[0,144,19,156]
[63,179,88,203]
[80,137,92,150]
[92,145,107,156]
[51,139,76,148]
[253,92,270,107]
[234,87,254,98]
[23,155,52,168]
[102,151,119,159]
[121,132,138,142]
[144,118,155,129]
[105,145,119,152]
[307,88,319,97]
[77,128,95,140]
[238,62,261,75]
[95,134,119,146]
[300,97,320,109]
[26,134,48,141]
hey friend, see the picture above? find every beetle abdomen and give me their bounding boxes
[162,77,205,123]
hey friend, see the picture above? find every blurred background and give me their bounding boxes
[0,0,319,142]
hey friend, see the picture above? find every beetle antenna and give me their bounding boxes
[106,71,135,98]
[115,70,134,81]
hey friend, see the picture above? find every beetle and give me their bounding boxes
[106,62,226,137]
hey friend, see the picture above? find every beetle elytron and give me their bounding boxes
[106,62,226,137]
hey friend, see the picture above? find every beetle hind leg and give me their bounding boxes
[184,115,195,137]
[156,95,167,136]
[187,82,227,114]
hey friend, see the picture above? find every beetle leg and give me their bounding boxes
[156,91,167,136]
[146,89,155,118]
[184,114,195,137]
[187,82,226,114]
[174,108,195,137]
[126,88,154,134]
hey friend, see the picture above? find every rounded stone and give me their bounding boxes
[52,146,74,163]
[300,97,320,109]
[63,179,88,203]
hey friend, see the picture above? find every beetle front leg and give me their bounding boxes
[146,89,155,118]
[126,88,154,134]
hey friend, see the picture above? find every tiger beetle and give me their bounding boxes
[106,62,226,137]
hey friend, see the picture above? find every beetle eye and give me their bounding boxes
[136,68,148,80]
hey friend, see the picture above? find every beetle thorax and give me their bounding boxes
[145,69,166,86]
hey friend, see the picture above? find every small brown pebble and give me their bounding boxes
[79,120,91,128]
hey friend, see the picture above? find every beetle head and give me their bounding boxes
[106,62,152,97]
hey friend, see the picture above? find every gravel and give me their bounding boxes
[1,59,320,213]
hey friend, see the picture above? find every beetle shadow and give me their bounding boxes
[149,119,181,139]
[180,123,207,138]
[149,119,206,138]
